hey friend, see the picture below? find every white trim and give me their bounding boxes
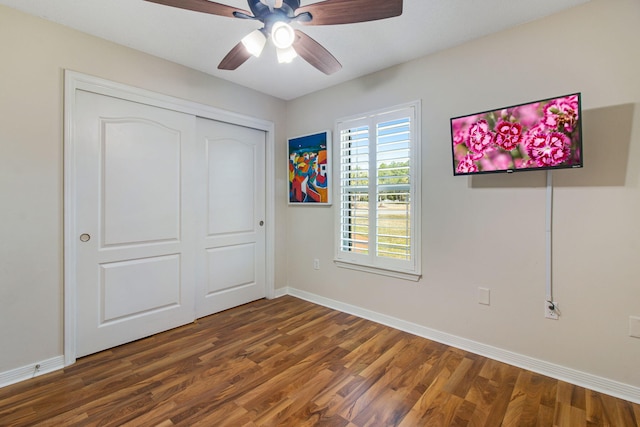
[272,287,289,299]
[283,286,640,405]
[0,356,65,389]
[334,260,420,282]
[64,70,276,365]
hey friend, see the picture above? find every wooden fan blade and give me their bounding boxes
[218,42,252,70]
[296,0,402,25]
[292,30,341,75]
[144,0,250,18]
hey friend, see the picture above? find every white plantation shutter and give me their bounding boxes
[336,102,421,281]
[376,117,411,260]
[338,122,370,255]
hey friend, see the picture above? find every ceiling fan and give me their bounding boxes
[144,0,403,74]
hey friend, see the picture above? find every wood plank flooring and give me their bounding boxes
[1,296,639,426]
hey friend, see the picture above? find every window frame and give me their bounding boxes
[334,101,422,281]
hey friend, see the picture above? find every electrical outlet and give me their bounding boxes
[478,287,490,305]
[544,301,559,320]
[313,259,320,270]
[629,316,640,338]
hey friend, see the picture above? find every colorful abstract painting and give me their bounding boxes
[288,131,331,205]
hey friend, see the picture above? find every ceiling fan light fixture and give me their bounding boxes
[276,45,297,63]
[241,29,267,57]
[271,21,295,49]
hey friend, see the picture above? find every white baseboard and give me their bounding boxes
[0,355,65,389]
[273,287,289,299]
[282,286,640,405]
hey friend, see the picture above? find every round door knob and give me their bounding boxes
[259,221,264,226]
[79,233,91,242]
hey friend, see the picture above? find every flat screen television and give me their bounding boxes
[451,93,583,176]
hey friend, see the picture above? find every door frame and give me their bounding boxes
[63,70,276,366]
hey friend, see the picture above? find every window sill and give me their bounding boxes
[334,260,421,282]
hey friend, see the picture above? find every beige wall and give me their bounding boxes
[283,0,640,388]
[0,6,286,372]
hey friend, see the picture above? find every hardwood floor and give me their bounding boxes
[1,296,639,426]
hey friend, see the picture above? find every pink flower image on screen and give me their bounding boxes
[542,95,579,133]
[451,93,581,175]
[526,132,571,167]
[466,120,494,153]
[494,120,523,151]
[511,103,541,128]
[456,154,479,174]
[480,151,513,171]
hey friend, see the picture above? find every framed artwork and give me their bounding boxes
[288,130,331,205]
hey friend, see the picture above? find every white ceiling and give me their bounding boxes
[0,0,591,100]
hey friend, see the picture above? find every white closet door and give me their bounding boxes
[195,117,266,318]
[74,90,197,358]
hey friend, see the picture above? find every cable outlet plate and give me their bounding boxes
[545,301,559,320]
[478,287,490,305]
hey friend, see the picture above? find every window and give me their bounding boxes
[335,101,421,281]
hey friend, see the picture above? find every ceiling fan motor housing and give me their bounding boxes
[249,0,300,21]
